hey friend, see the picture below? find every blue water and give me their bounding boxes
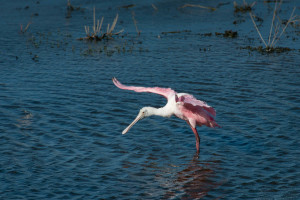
[1,0,299,199]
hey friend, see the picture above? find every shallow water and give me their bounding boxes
[1,0,300,199]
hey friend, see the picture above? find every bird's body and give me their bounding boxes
[112,78,219,153]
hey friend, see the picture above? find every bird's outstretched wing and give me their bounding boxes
[113,77,176,99]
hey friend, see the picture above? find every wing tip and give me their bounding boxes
[209,121,221,128]
[112,77,120,87]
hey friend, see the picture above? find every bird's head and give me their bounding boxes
[122,107,154,134]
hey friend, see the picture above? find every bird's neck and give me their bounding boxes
[147,106,173,118]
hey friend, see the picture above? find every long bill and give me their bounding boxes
[122,112,144,134]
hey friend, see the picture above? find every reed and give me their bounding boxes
[107,14,120,36]
[131,11,140,36]
[20,22,31,33]
[249,0,298,51]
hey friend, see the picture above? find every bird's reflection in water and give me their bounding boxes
[161,153,224,200]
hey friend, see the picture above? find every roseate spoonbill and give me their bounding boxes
[112,77,220,153]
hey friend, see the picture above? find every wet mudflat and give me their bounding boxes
[0,0,299,199]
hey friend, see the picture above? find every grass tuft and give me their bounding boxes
[249,0,299,52]
[79,7,123,41]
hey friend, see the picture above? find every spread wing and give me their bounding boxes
[113,77,176,99]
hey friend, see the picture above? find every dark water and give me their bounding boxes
[1,0,300,199]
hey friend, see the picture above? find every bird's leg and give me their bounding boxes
[191,127,200,154]
[187,121,200,154]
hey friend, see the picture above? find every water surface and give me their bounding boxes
[0,0,299,199]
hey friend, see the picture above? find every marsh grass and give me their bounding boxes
[79,7,123,41]
[249,0,299,52]
[131,11,141,36]
[20,22,31,33]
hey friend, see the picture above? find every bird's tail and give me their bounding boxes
[209,120,221,128]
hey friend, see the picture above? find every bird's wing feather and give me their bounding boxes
[177,94,216,118]
[176,94,219,128]
[113,77,176,99]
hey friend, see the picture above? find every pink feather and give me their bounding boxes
[113,77,175,99]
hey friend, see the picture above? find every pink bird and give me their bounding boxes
[112,77,220,153]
